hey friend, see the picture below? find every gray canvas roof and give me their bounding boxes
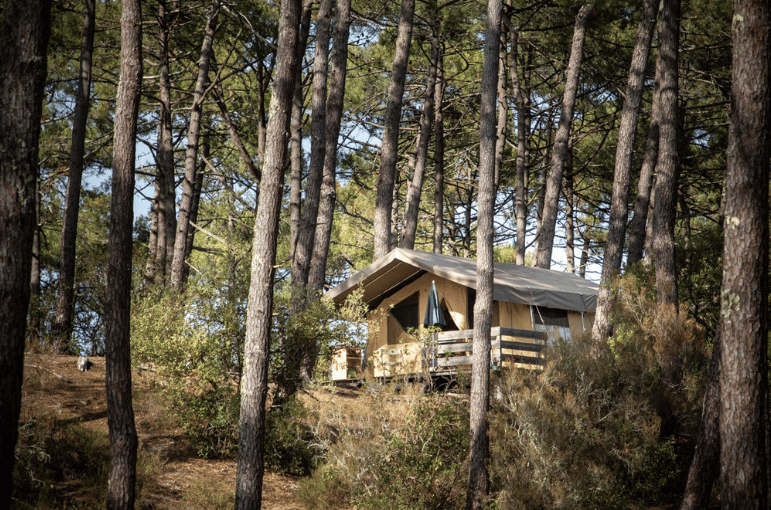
[326,248,598,312]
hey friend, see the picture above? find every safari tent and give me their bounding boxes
[326,248,598,379]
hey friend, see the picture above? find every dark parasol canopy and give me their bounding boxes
[423,280,447,328]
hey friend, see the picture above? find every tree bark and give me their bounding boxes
[591,0,659,346]
[718,0,770,505]
[400,27,439,250]
[146,0,177,286]
[170,0,220,291]
[651,0,680,308]
[626,71,661,266]
[289,0,313,263]
[308,0,352,295]
[565,156,575,273]
[105,0,142,507]
[493,28,507,191]
[293,0,333,294]
[234,0,301,506]
[53,0,96,352]
[680,329,721,510]
[509,26,529,266]
[372,0,415,261]
[534,1,594,269]
[466,0,501,508]
[0,0,51,503]
[433,48,445,255]
[181,131,207,284]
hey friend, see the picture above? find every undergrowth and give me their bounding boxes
[13,396,162,509]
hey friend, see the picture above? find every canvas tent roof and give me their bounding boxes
[326,248,598,312]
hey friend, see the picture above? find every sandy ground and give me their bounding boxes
[21,354,308,510]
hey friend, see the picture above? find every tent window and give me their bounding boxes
[392,291,420,332]
[532,305,571,341]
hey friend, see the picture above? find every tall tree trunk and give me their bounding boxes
[626,72,661,266]
[308,0,352,295]
[105,0,142,507]
[565,158,575,273]
[293,0,333,294]
[591,0,659,346]
[53,0,96,353]
[170,0,220,291]
[510,26,529,266]
[0,0,51,503]
[181,131,207,284]
[372,0,415,261]
[680,329,721,510]
[534,1,594,269]
[30,179,42,345]
[433,47,445,254]
[493,28,507,191]
[466,0,501,507]
[651,0,680,308]
[289,0,313,262]
[156,0,177,285]
[719,0,770,505]
[400,27,439,250]
[579,236,589,278]
[234,0,301,506]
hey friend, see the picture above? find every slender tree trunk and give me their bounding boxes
[651,0,680,308]
[373,0,415,261]
[105,0,142,507]
[30,179,42,346]
[289,0,313,262]
[626,73,661,266]
[433,47,445,254]
[53,0,96,352]
[565,159,575,273]
[0,0,51,503]
[234,0,301,506]
[591,0,659,346]
[293,0,332,293]
[170,0,220,291]
[719,0,770,505]
[401,27,439,250]
[534,1,594,269]
[493,28,507,191]
[466,0,501,508]
[680,329,721,510]
[579,236,589,278]
[156,0,177,285]
[510,26,529,266]
[308,0,352,295]
[181,131,207,284]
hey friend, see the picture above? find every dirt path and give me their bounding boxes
[22,355,306,510]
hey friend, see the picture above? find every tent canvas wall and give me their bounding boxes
[326,248,598,378]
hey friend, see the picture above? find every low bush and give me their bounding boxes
[13,410,161,509]
[300,387,469,510]
[489,273,709,509]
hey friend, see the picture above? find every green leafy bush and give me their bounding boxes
[489,273,709,509]
[131,289,241,458]
[264,398,325,476]
[302,391,469,510]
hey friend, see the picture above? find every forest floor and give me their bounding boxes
[19,354,307,510]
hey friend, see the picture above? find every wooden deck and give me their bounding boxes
[429,327,547,369]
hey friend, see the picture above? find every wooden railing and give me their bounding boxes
[427,327,548,370]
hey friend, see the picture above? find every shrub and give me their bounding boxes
[131,289,241,458]
[264,397,325,476]
[488,273,709,509]
[301,388,469,510]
